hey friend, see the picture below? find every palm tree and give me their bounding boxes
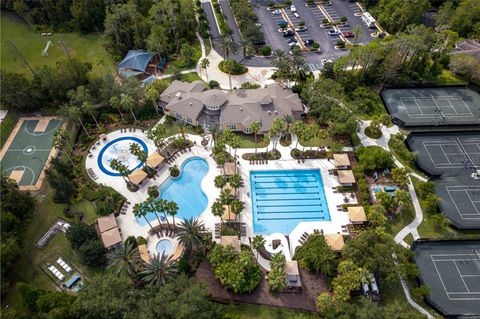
[154,199,170,228]
[133,202,155,232]
[230,199,244,223]
[52,129,74,164]
[109,96,126,122]
[176,217,206,252]
[165,200,178,227]
[270,118,283,152]
[129,143,154,175]
[222,59,235,90]
[106,242,141,279]
[200,58,210,81]
[208,125,220,148]
[239,38,254,62]
[291,55,306,83]
[252,235,266,262]
[251,121,261,155]
[211,200,225,222]
[282,115,295,141]
[146,124,167,153]
[218,34,236,60]
[271,49,286,67]
[109,159,133,187]
[120,94,137,123]
[263,135,270,154]
[214,175,227,189]
[229,174,242,197]
[140,253,177,286]
[145,85,161,115]
[292,121,305,149]
[231,135,241,159]
[81,101,100,129]
[61,104,89,136]
[176,120,188,141]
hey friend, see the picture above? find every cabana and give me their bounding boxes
[223,162,237,176]
[100,227,122,250]
[348,206,367,224]
[338,170,356,186]
[332,153,351,169]
[117,50,153,78]
[221,235,240,252]
[285,260,302,287]
[128,168,148,186]
[324,234,345,252]
[97,214,118,233]
[138,244,151,263]
[146,153,164,169]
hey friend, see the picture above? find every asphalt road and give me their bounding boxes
[219,0,242,44]
[202,1,220,40]
[328,0,375,45]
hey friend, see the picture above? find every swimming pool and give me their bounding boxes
[137,157,209,226]
[250,169,331,234]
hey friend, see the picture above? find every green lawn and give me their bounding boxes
[6,188,100,310]
[236,133,269,148]
[219,303,317,319]
[1,12,113,77]
[0,110,19,148]
[434,70,467,86]
[181,72,203,83]
[385,204,416,237]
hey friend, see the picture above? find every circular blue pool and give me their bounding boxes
[156,239,173,256]
[97,136,148,176]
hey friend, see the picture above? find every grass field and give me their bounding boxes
[1,12,113,77]
[0,110,19,148]
[220,303,317,319]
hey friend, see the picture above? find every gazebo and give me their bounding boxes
[338,170,356,186]
[117,50,153,78]
[146,153,164,169]
[128,168,148,186]
[223,162,237,176]
[348,206,367,224]
[333,153,351,169]
[221,235,240,252]
[96,214,122,250]
[324,234,345,252]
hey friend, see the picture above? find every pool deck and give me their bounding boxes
[86,130,355,258]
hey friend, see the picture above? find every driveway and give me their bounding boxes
[202,1,220,40]
[219,0,242,44]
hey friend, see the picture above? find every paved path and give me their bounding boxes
[358,120,434,318]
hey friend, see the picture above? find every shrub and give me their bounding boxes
[299,21,306,26]
[322,18,329,25]
[340,16,348,23]
[66,222,97,250]
[218,60,248,75]
[136,236,148,245]
[364,124,382,139]
[260,45,272,56]
[96,200,114,216]
[312,42,320,50]
[125,236,137,247]
[285,0,292,5]
[78,240,105,266]
[147,186,159,198]
[307,0,315,5]
[268,253,287,292]
[240,82,261,89]
[209,245,261,294]
[292,84,303,93]
[293,234,338,276]
[208,80,220,89]
[268,0,274,7]
[355,146,393,172]
[336,40,345,47]
[169,165,180,177]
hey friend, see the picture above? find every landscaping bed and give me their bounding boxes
[364,125,382,139]
[291,149,330,159]
[218,60,248,75]
[242,150,281,160]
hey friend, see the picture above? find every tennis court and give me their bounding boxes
[407,133,480,176]
[413,240,480,317]
[381,87,480,127]
[0,117,63,190]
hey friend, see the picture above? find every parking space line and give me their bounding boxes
[317,4,350,44]
[281,9,307,51]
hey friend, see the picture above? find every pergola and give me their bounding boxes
[146,153,164,169]
[128,168,148,186]
[96,214,122,250]
[223,162,237,176]
[338,170,356,185]
[324,233,345,252]
[333,153,351,169]
[348,206,367,224]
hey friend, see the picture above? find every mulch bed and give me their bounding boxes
[194,260,328,312]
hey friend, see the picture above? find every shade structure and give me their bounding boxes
[348,206,367,223]
[221,235,240,252]
[223,162,237,176]
[100,227,122,249]
[117,50,153,73]
[128,168,148,186]
[146,152,164,169]
[333,153,350,168]
[324,233,345,252]
[97,213,118,233]
[338,170,355,184]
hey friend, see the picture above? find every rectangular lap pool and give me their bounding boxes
[250,169,331,235]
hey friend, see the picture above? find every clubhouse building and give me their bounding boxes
[157,80,304,133]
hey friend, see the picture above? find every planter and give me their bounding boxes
[218,60,249,75]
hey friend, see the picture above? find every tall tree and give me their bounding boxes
[176,217,206,252]
[106,242,141,280]
[251,121,261,155]
[200,58,210,81]
[140,253,177,286]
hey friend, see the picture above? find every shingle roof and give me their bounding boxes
[97,214,118,233]
[202,89,227,107]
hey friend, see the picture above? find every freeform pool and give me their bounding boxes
[137,157,209,226]
[250,169,331,234]
[156,239,173,256]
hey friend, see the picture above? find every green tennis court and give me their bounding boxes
[0,117,63,190]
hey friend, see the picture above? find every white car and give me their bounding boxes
[288,40,298,47]
[291,5,297,12]
[293,12,300,18]
[295,26,308,32]
[321,59,333,66]
[272,9,281,15]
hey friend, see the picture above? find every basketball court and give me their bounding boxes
[381,87,480,128]
[413,240,480,317]
[0,117,63,190]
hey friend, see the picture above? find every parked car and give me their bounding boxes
[283,30,295,37]
[295,26,308,32]
[293,12,300,18]
[342,31,354,38]
[288,41,298,47]
[321,59,333,66]
[288,37,297,44]
[339,22,349,27]
[291,5,297,12]
[303,39,314,46]
[328,30,340,36]
[272,9,281,15]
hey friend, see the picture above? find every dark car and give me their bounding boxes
[283,30,295,37]
[303,39,314,46]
